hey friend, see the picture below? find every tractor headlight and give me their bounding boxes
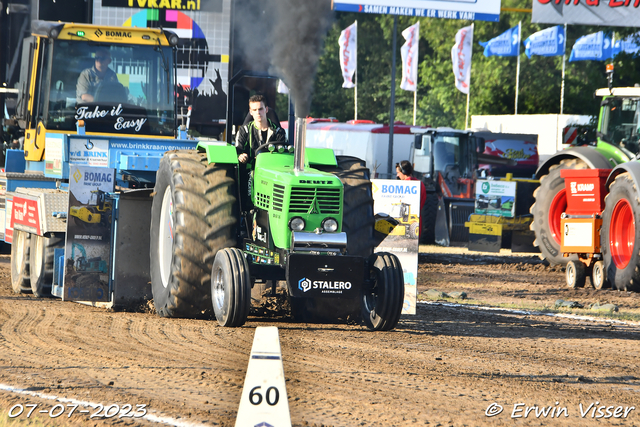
[289,217,305,231]
[288,145,294,153]
[277,145,285,153]
[268,144,276,152]
[322,218,339,232]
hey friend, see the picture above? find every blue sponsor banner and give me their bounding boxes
[613,32,640,58]
[569,31,613,62]
[479,26,520,57]
[332,1,500,21]
[524,25,565,58]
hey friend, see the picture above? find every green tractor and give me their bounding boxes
[148,118,405,330]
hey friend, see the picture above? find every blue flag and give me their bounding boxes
[569,31,613,62]
[524,26,565,58]
[613,32,640,57]
[479,26,519,57]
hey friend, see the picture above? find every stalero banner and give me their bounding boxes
[532,0,640,27]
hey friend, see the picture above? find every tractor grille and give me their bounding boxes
[289,186,341,214]
[255,192,270,210]
[273,184,285,212]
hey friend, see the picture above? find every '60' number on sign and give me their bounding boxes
[249,386,280,406]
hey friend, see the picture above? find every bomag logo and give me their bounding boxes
[73,169,83,183]
[106,31,132,38]
[94,29,103,37]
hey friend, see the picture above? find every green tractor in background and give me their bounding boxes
[148,118,405,330]
[531,86,640,267]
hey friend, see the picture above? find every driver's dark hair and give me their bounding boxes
[249,94,266,105]
[396,160,413,176]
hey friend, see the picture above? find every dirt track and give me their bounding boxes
[1,248,640,427]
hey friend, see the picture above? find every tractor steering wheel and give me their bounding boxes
[254,142,273,156]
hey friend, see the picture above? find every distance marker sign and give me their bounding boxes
[332,0,500,21]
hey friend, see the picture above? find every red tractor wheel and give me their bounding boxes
[602,172,640,291]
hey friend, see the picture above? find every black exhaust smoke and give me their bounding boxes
[234,0,334,118]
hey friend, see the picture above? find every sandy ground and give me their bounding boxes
[0,247,640,427]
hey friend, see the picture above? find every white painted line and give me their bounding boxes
[0,383,206,427]
[235,326,292,427]
[419,300,639,325]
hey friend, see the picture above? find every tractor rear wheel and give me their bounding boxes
[362,252,404,331]
[530,158,586,266]
[150,150,238,318]
[601,172,640,292]
[11,230,31,294]
[211,248,251,327]
[332,156,375,257]
[421,192,438,244]
[29,233,64,297]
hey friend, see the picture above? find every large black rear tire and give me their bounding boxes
[11,230,31,294]
[29,233,64,297]
[332,156,375,257]
[530,158,586,266]
[150,150,238,318]
[362,252,404,331]
[211,248,251,327]
[421,192,438,244]
[601,172,640,291]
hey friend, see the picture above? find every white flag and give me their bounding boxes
[277,79,289,94]
[400,22,420,92]
[451,25,474,94]
[338,22,357,89]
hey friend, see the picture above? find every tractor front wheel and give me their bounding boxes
[211,248,251,327]
[11,230,31,294]
[601,172,640,292]
[150,150,238,318]
[362,252,404,331]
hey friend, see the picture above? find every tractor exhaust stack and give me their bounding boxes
[294,116,306,173]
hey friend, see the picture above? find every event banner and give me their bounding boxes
[333,0,500,21]
[532,0,640,27]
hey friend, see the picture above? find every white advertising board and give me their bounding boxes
[332,0,500,21]
[372,179,420,315]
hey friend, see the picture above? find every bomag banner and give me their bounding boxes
[64,166,115,303]
[332,0,500,21]
[372,179,420,315]
[532,0,640,27]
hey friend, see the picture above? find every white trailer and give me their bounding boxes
[471,114,592,164]
[304,121,428,178]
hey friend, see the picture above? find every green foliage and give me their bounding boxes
[310,1,640,129]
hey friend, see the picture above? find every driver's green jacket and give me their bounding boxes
[234,119,287,163]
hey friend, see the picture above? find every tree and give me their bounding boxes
[308,1,640,129]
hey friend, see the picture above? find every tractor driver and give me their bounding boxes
[396,160,427,239]
[235,95,287,210]
[235,94,287,164]
[76,47,123,103]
